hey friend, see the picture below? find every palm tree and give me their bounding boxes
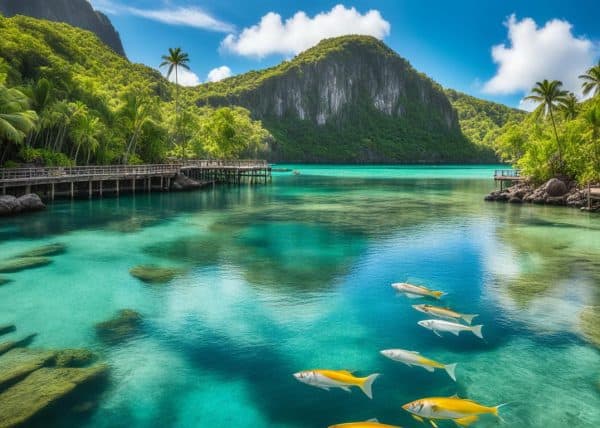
[0,83,38,163]
[160,48,190,150]
[559,92,579,121]
[524,79,569,165]
[118,92,155,164]
[579,61,600,98]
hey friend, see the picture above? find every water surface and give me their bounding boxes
[1,165,598,427]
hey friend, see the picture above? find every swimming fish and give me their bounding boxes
[293,370,380,399]
[402,396,506,427]
[380,349,457,381]
[391,283,445,299]
[329,420,401,428]
[412,304,478,325]
[418,319,484,339]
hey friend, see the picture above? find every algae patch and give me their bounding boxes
[0,257,52,273]
[95,309,143,344]
[129,265,182,284]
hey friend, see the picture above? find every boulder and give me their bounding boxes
[129,265,181,284]
[16,243,66,258]
[170,173,202,191]
[546,196,566,206]
[544,178,567,197]
[508,197,523,204]
[0,324,16,337]
[0,348,56,391]
[95,309,143,345]
[0,194,46,216]
[0,195,19,216]
[0,257,52,273]
[0,364,109,428]
[0,334,37,356]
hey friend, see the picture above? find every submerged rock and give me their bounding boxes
[0,364,109,428]
[0,334,37,356]
[95,309,143,345]
[129,265,181,284]
[0,348,56,391]
[0,257,52,273]
[0,324,16,337]
[580,306,600,348]
[171,173,202,191]
[16,243,66,258]
[0,277,12,286]
[55,349,96,368]
[0,194,46,216]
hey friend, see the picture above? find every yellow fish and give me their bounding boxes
[402,396,506,427]
[293,369,380,399]
[380,349,457,381]
[391,283,445,299]
[329,420,401,428]
[412,304,478,325]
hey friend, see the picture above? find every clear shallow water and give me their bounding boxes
[0,165,599,427]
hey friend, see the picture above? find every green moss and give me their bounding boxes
[95,309,142,345]
[16,243,66,258]
[0,257,52,273]
[129,265,181,284]
[580,306,600,348]
[54,349,96,368]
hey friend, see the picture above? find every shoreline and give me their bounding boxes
[485,178,600,213]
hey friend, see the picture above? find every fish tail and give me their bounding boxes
[470,324,484,339]
[493,403,510,422]
[431,291,445,299]
[444,363,457,381]
[461,314,478,325]
[359,373,380,399]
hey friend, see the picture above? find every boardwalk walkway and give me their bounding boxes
[0,160,271,199]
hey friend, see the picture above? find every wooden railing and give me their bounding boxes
[494,169,521,178]
[181,159,269,168]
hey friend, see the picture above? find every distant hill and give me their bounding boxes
[0,0,126,57]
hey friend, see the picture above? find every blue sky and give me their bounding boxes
[90,0,600,109]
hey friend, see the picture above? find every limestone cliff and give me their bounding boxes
[0,0,125,57]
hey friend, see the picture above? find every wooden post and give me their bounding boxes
[132,178,136,194]
[99,180,103,197]
[88,181,92,199]
[50,183,55,201]
[589,182,592,210]
[147,178,151,193]
[160,176,164,191]
[166,177,170,191]
[70,182,74,199]
[116,179,119,196]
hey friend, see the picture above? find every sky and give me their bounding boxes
[89,0,600,109]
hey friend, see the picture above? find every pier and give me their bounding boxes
[494,169,523,190]
[0,160,271,200]
[588,183,600,210]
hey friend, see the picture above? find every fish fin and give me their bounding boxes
[340,386,352,393]
[454,415,479,427]
[433,330,443,337]
[444,363,457,381]
[422,365,435,372]
[412,415,425,424]
[471,324,484,339]
[402,362,414,368]
[367,419,379,423]
[359,373,380,399]
[317,386,331,391]
[461,314,478,325]
[429,420,439,428]
[405,293,422,299]
[494,403,510,422]
[450,329,460,336]
[431,291,445,299]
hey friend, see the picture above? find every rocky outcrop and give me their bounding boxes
[0,0,126,56]
[0,348,56,391]
[485,178,599,212]
[129,265,181,284]
[0,334,37,356]
[0,194,46,216]
[0,257,52,273]
[16,243,66,258]
[171,173,203,191]
[0,325,16,337]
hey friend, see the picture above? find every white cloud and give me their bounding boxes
[166,67,201,87]
[90,0,234,32]
[221,4,391,58]
[483,14,598,98]
[206,66,232,82]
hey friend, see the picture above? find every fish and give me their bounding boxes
[391,283,445,299]
[418,319,484,339]
[380,349,457,381]
[293,370,380,399]
[412,304,478,325]
[402,396,507,427]
[329,419,401,428]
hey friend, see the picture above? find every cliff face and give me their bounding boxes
[0,0,125,57]
[197,36,491,163]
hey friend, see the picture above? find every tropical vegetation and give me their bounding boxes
[0,15,270,167]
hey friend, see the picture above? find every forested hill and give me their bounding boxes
[0,0,125,56]
[195,36,500,163]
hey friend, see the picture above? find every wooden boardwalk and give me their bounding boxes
[0,160,271,200]
[494,169,523,190]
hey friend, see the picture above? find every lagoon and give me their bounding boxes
[0,165,599,427]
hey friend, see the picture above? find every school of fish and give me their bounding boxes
[293,281,505,427]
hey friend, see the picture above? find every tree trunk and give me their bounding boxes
[549,107,562,169]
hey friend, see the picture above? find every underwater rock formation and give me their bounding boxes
[0,348,56,391]
[580,306,600,348]
[0,256,52,273]
[129,265,181,284]
[95,309,143,344]
[0,325,16,337]
[55,349,96,368]
[16,243,66,258]
[0,334,37,356]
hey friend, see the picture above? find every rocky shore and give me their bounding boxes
[485,178,599,212]
[0,194,46,216]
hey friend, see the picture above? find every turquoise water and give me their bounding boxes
[0,165,599,427]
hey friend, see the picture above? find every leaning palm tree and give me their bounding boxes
[579,61,600,98]
[160,48,190,150]
[0,83,38,163]
[524,79,569,165]
[559,92,579,121]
